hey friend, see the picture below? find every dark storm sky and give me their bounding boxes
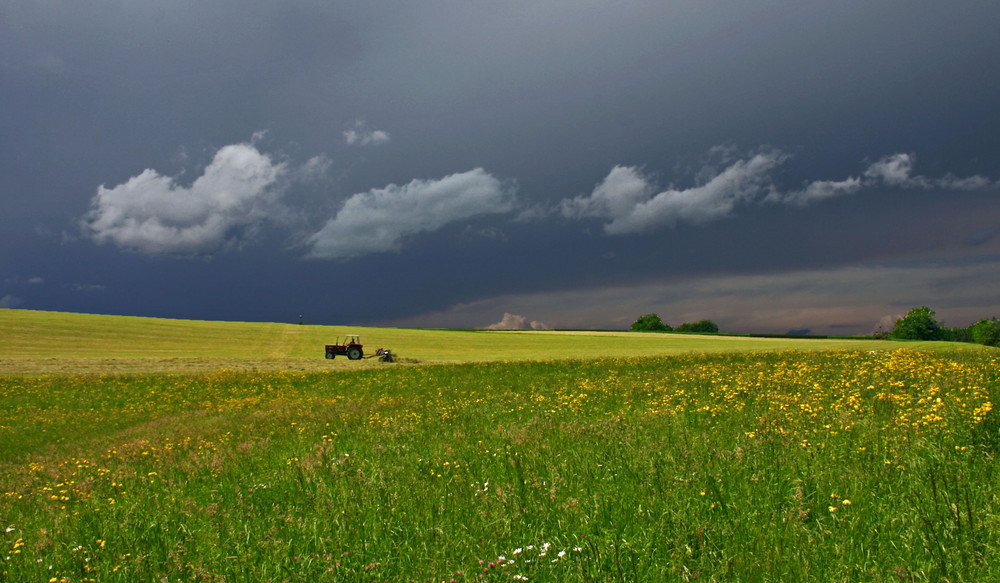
[3,0,1000,334]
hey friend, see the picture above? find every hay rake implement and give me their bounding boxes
[324,334,395,362]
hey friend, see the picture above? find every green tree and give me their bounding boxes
[942,326,973,343]
[676,320,720,333]
[971,318,1000,347]
[890,307,943,340]
[631,314,672,332]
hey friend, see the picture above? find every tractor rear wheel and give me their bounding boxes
[347,347,362,360]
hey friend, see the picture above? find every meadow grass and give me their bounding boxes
[2,346,999,582]
[0,309,962,374]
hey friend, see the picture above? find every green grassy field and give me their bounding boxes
[0,309,955,374]
[2,309,999,582]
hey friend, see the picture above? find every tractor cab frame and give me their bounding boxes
[325,334,364,360]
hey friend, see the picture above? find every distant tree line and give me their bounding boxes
[630,314,719,334]
[630,307,1000,348]
[886,306,1000,347]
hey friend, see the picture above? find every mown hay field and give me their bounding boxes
[0,309,952,374]
[2,310,999,582]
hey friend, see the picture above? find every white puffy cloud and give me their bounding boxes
[4,276,45,285]
[783,153,996,204]
[863,153,924,187]
[295,155,333,182]
[344,120,391,146]
[939,174,994,190]
[307,168,515,260]
[81,143,287,255]
[857,152,996,191]
[561,151,786,234]
[560,165,654,224]
[69,283,106,292]
[485,313,549,330]
[779,177,863,206]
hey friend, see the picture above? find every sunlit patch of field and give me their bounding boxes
[2,347,999,581]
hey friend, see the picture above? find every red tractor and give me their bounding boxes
[325,334,364,360]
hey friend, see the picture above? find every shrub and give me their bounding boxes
[971,318,1000,347]
[675,320,719,333]
[942,327,973,343]
[890,307,943,340]
[631,313,672,332]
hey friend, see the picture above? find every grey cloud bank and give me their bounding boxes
[392,259,1000,336]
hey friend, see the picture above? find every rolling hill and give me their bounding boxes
[0,308,959,374]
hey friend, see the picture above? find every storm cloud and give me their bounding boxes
[4,1,1000,333]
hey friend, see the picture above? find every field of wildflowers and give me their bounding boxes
[2,348,999,581]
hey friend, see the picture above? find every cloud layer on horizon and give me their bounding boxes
[486,312,550,330]
[388,258,1000,334]
[79,141,997,260]
[562,152,998,233]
